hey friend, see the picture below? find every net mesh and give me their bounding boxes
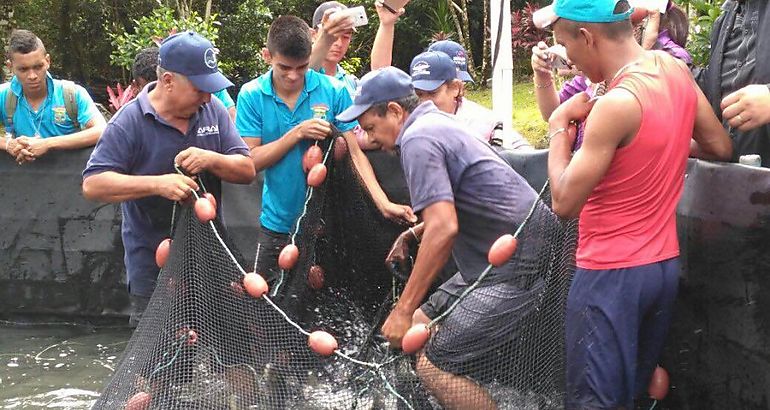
[94,135,578,410]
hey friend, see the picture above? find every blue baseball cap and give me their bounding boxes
[533,0,634,29]
[336,67,414,122]
[158,31,233,93]
[427,40,474,83]
[409,51,458,92]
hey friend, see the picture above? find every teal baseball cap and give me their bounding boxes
[533,0,634,29]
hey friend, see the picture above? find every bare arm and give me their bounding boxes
[15,116,107,163]
[343,129,416,223]
[370,1,407,70]
[690,84,733,161]
[381,201,457,347]
[82,171,198,203]
[310,11,354,71]
[548,91,637,219]
[531,42,560,121]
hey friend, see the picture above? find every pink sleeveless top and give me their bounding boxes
[577,51,697,270]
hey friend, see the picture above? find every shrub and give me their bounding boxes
[109,6,220,72]
[511,2,548,77]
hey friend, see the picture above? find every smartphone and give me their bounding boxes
[337,5,369,27]
[545,44,571,70]
[381,0,409,14]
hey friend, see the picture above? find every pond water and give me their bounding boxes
[0,322,131,409]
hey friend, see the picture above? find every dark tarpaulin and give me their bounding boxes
[1,148,770,408]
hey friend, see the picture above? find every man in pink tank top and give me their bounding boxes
[534,0,732,408]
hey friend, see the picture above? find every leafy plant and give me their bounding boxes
[511,2,548,77]
[109,6,220,72]
[216,0,272,85]
[685,0,725,67]
[339,57,363,77]
[106,83,136,113]
[429,0,456,39]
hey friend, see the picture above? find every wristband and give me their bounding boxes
[548,127,568,141]
[535,81,554,89]
[5,135,10,152]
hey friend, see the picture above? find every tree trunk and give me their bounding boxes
[448,0,477,79]
[481,0,490,85]
[0,3,14,81]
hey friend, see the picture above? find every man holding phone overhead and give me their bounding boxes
[309,2,363,95]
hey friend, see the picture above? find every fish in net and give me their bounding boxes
[94,132,578,409]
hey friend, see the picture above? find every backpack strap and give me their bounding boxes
[61,81,80,130]
[3,88,17,137]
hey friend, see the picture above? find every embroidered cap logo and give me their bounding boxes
[204,48,218,69]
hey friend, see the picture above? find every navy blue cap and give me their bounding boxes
[427,40,474,83]
[409,51,458,92]
[158,31,233,93]
[336,67,414,122]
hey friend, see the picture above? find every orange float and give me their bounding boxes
[124,391,151,410]
[303,145,323,172]
[194,197,216,223]
[155,238,172,268]
[308,265,325,290]
[278,244,299,270]
[243,272,269,298]
[307,163,328,187]
[648,366,670,401]
[402,324,431,354]
[308,330,338,356]
[487,234,518,267]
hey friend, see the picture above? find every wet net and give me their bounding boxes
[94,133,578,409]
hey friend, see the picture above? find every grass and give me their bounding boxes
[465,80,549,149]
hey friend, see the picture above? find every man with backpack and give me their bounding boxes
[1,29,105,164]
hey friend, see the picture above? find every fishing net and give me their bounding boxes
[94,133,578,409]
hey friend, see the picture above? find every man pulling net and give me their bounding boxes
[337,67,556,409]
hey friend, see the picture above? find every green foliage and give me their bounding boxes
[217,0,272,86]
[684,0,725,67]
[109,6,220,72]
[428,0,455,37]
[340,57,363,77]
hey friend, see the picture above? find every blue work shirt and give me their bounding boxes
[83,82,250,297]
[236,69,357,234]
[318,64,359,96]
[0,72,100,137]
[213,89,235,109]
[397,101,537,282]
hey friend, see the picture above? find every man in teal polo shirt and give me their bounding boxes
[1,29,105,164]
[236,15,414,287]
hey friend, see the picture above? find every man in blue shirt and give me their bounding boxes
[1,29,105,164]
[132,46,237,122]
[82,31,255,327]
[309,2,359,95]
[338,67,540,409]
[236,16,414,287]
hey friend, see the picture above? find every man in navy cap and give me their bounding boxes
[82,31,255,327]
[338,67,540,409]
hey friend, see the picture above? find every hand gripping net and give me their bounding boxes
[94,133,578,409]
